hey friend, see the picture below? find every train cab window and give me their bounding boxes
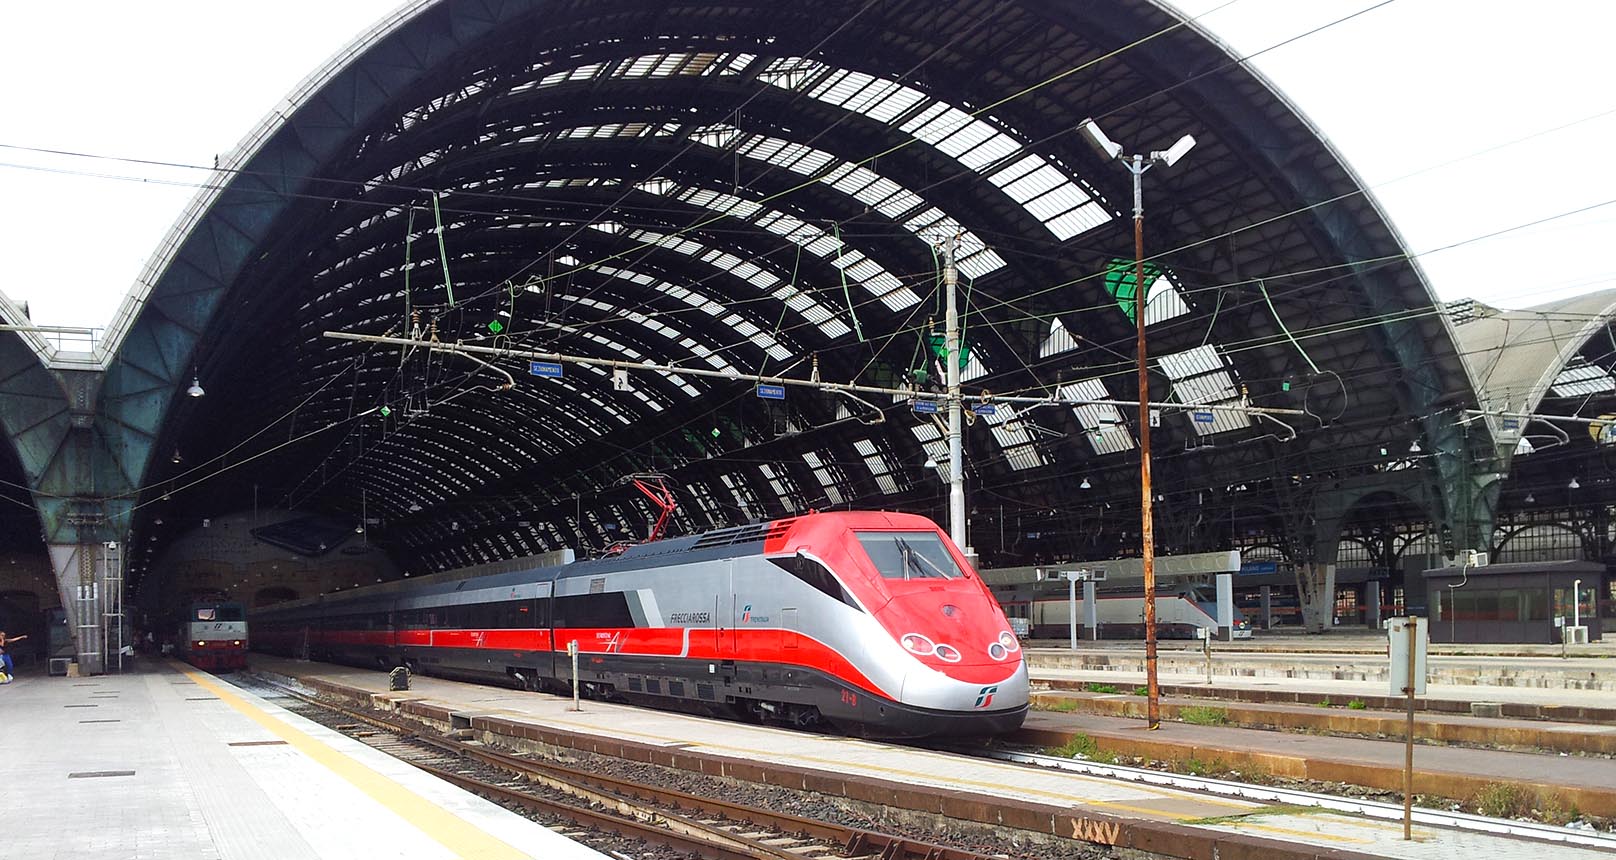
[854,532,964,581]
[770,555,857,608]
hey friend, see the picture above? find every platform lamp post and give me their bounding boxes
[1078,117,1196,731]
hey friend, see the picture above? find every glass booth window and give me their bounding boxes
[1553,586,1597,622]
[855,531,964,580]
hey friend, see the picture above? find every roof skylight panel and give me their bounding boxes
[1041,318,1079,358]
[807,68,872,105]
[1143,276,1191,325]
[1045,206,1111,241]
[1001,163,1065,202]
[909,422,952,482]
[758,463,796,508]
[1549,364,1616,397]
[639,179,919,310]
[1060,379,1135,454]
[1158,345,1251,435]
[801,450,845,505]
[853,438,902,494]
[852,80,925,123]
[982,405,1048,470]
[688,128,999,275]
[625,54,662,77]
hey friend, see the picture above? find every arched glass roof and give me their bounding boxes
[103,0,1478,582]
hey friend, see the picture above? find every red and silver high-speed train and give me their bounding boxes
[252,511,1029,737]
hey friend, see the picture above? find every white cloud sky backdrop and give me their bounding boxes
[2,0,1612,330]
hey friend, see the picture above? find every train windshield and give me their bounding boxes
[855,531,964,580]
[194,605,244,622]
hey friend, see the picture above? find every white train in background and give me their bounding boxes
[1005,584,1253,639]
[983,552,1253,640]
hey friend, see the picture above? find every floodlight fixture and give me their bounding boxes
[923,457,938,470]
[1569,476,1582,489]
[1077,118,1123,161]
[187,376,205,398]
[1079,113,1198,734]
[1080,477,1092,489]
[1152,134,1197,168]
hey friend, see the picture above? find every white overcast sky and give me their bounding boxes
[2,1,1613,330]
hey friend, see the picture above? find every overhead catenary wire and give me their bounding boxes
[18,3,1616,552]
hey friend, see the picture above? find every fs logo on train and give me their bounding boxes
[975,685,998,708]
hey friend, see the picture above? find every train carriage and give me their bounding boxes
[254,511,1028,738]
[1024,584,1253,639]
[177,601,249,671]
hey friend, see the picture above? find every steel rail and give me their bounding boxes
[249,674,994,860]
[989,749,1616,851]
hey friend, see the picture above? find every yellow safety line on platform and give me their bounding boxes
[178,664,533,860]
[1233,821,1377,845]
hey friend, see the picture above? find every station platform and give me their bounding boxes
[1,660,608,860]
[1032,682,1616,755]
[1023,641,1616,694]
[1022,647,1616,816]
[1023,647,1616,711]
[250,654,1615,860]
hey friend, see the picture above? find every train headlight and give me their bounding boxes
[196,640,206,647]
[901,633,936,656]
[933,643,961,663]
[232,640,242,646]
[997,631,1021,653]
[988,642,1009,661]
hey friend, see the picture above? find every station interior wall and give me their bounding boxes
[133,509,400,630]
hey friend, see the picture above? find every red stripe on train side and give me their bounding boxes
[313,624,1020,692]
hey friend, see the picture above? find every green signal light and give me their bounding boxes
[488,319,505,334]
[380,406,392,417]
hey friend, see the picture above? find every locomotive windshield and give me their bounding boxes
[193,605,244,622]
[855,531,964,580]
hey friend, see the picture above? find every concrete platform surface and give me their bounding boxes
[0,660,609,860]
[1032,685,1616,755]
[255,654,1616,860]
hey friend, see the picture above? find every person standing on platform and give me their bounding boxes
[0,631,27,683]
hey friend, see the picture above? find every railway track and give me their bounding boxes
[984,748,1616,852]
[234,673,1027,860]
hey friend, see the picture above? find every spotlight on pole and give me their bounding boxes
[1076,116,1198,732]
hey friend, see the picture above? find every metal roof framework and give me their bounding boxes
[15,0,1487,583]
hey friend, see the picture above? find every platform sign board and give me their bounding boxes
[755,384,786,401]
[1192,410,1215,424]
[912,400,940,414]
[529,361,564,378]
[1387,616,1427,696]
[971,403,996,415]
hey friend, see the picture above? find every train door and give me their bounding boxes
[716,560,736,668]
[541,588,558,688]
[781,607,799,651]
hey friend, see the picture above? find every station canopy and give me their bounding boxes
[74,0,1479,585]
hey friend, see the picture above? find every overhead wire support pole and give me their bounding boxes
[1078,117,1197,732]
[942,233,967,554]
